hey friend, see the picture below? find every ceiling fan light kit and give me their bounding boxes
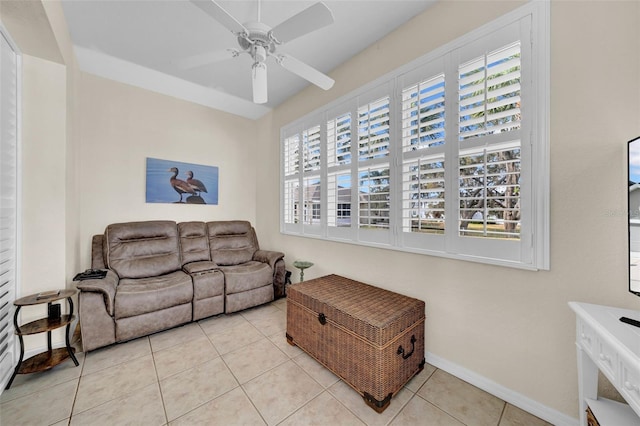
[189,0,336,104]
[252,60,268,104]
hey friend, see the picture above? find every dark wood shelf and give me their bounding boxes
[16,314,75,335]
[5,289,79,390]
[17,347,75,374]
[14,289,77,306]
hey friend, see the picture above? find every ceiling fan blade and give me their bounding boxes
[177,49,239,70]
[278,55,334,91]
[191,0,246,34]
[270,2,334,44]
[252,62,268,104]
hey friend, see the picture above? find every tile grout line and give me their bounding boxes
[149,337,170,426]
[496,401,508,426]
[200,321,269,423]
[1,300,551,425]
[197,320,271,425]
[66,352,86,425]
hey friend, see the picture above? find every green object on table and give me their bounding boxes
[293,260,314,282]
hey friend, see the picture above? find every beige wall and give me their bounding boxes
[256,0,640,420]
[75,72,259,267]
[10,0,260,352]
[19,54,68,347]
[41,0,82,289]
[4,0,80,351]
[6,0,640,420]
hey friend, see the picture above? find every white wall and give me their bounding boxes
[256,0,640,421]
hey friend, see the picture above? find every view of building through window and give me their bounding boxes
[281,4,548,269]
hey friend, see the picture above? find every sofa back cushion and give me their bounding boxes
[207,221,258,266]
[105,221,181,279]
[91,234,106,269]
[178,221,211,265]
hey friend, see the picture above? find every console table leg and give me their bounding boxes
[65,323,79,366]
[5,336,22,389]
[6,307,24,390]
[576,345,597,425]
[64,296,79,366]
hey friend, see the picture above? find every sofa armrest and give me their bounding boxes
[76,270,119,316]
[253,250,285,269]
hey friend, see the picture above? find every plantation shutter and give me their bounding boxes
[401,156,445,232]
[302,125,322,233]
[458,42,522,140]
[280,4,547,270]
[302,125,321,172]
[451,18,532,264]
[401,73,446,152]
[283,134,300,227]
[0,27,19,391]
[400,68,447,250]
[356,87,392,245]
[457,41,522,242]
[358,96,390,161]
[358,164,390,229]
[327,110,352,232]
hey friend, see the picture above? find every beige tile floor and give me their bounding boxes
[1,298,552,426]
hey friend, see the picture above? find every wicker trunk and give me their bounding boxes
[286,274,425,413]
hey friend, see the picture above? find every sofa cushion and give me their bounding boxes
[114,270,193,319]
[191,269,224,300]
[219,261,272,294]
[178,221,210,264]
[207,221,258,266]
[106,221,181,279]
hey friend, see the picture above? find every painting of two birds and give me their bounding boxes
[146,158,219,205]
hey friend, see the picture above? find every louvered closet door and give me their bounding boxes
[0,28,19,391]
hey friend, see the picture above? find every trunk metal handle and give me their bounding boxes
[318,312,327,325]
[397,335,417,359]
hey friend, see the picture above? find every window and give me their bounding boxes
[457,42,522,239]
[401,70,446,241]
[327,107,353,234]
[280,2,549,270]
[0,25,20,390]
[357,94,391,233]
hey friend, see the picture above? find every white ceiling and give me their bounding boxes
[60,0,435,119]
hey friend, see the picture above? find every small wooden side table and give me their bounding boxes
[5,289,79,390]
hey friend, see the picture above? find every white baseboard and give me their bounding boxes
[425,352,579,426]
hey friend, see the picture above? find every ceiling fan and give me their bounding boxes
[188,0,335,104]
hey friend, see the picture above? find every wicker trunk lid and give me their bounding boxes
[286,274,425,412]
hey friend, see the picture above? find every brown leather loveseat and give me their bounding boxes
[76,220,285,352]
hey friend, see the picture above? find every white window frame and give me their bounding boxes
[0,22,22,393]
[280,2,549,270]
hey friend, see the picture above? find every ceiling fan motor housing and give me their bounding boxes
[238,21,276,56]
[189,0,335,103]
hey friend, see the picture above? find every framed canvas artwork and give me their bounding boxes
[146,157,219,205]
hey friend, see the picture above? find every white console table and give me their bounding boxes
[569,302,640,425]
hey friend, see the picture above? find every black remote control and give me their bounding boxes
[620,316,640,328]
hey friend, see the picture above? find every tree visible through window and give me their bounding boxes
[458,42,522,240]
[281,3,548,269]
